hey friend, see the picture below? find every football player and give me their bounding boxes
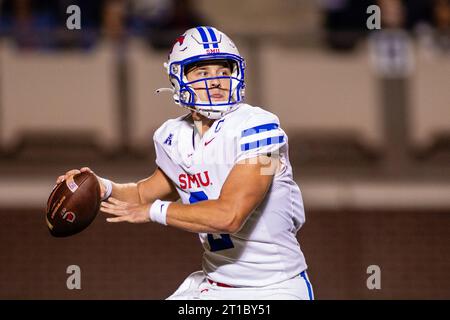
[57,26,313,300]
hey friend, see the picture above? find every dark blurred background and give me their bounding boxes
[0,0,449,299]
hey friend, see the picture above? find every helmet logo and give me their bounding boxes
[175,35,185,46]
[169,35,186,56]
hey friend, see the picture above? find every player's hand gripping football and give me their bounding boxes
[56,167,107,199]
[100,198,151,223]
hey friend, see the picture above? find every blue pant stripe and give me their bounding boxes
[300,271,313,300]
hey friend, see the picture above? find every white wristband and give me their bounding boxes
[99,177,113,201]
[149,199,171,226]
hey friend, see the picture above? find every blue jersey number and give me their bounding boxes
[189,191,235,252]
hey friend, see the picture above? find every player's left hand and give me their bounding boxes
[100,197,150,223]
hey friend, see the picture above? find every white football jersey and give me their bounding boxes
[153,103,308,287]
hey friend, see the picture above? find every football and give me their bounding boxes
[46,171,101,237]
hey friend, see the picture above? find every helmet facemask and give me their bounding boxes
[169,55,245,119]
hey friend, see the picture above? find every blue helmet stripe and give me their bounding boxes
[206,27,219,48]
[196,27,210,49]
[300,271,314,300]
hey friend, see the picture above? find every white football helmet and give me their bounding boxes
[157,26,246,119]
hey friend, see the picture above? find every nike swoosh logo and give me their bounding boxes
[204,137,216,146]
